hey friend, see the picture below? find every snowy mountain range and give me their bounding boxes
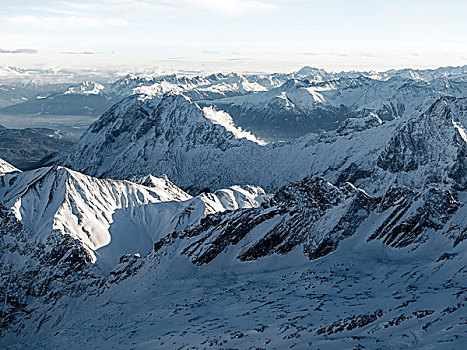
[0,81,115,116]
[53,94,467,196]
[2,64,467,131]
[1,65,467,349]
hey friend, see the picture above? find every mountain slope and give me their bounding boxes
[204,76,467,140]
[53,93,265,192]
[0,166,264,271]
[2,176,465,349]
[54,96,467,195]
[153,176,463,265]
[2,65,467,349]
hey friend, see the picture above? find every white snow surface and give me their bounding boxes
[63,81,105,95]
[0,158,19,175]
[0,166,265,271]
[2,195,466,349]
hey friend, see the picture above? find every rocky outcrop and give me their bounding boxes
[377,97,467,190]
[0,204,102,334]
[153,177,464,266]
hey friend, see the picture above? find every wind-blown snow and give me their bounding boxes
[203,106,266,145]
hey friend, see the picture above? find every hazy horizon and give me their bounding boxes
[1,0,466,74]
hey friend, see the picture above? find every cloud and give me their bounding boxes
[165,57,191,61]
[0,48,38,54]
[359,52,377,58]
[5,15,129,30]
[224,57,252,61]
[2,0,279,36]
[61,0,279,18]
[180,0,279,16]
[59,0,175,17]
[61,51,96,55]
[299,52,318,56]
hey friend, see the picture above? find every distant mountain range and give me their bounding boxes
[2,65,467,140]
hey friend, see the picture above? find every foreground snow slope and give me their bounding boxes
[1,176,465,349]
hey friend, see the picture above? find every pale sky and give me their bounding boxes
[0,0,466,73]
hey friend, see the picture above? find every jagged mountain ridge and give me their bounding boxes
[0,81,115,116]
[1,65,467,349]
[0,166,265,271]
[2,65,467,132]
[52,93,265,191]
[153,176,464,266]
[54,95,467,196]
[203,74,467,140]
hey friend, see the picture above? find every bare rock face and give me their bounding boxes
[0,204,102,334]
[368,188,460,248]
[377,97,467,189]
[153,176,464,267]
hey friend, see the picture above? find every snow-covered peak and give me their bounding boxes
[64,81,105,95]
[52,92,266,183]
[295,66,329,81]
[0,166,189,267]
[0,157,19,175]
[129,174,191,201]
[0,166,265,271]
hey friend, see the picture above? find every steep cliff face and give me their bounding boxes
[0,204,102,338]
[53,93,263,188]
[152,177,464,267]
[0,168,265,341]
[377,97,467,189]
[2,172,466,347]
